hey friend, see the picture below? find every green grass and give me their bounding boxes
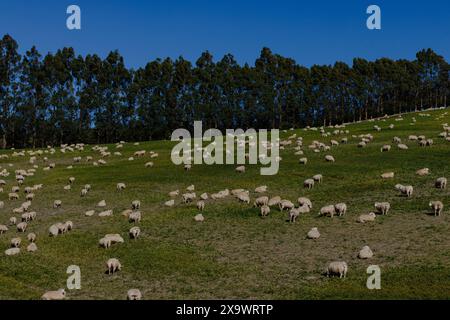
[0,109,450,300]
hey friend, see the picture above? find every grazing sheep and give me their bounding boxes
[169,190,179,197]
[10,237,21,248]
[41,289,66,300]
[200,193,208,200]
[11,186,20,193]
[416,168,430,176]
[116,183,126,191]
[255,185,267,193]
[297,197,312,211]
[319,205,336,218]
[358,141,366,148]
[237,192,250,204]
[65,221,73,231]
[53,200,62,208]
[27,243,38,252]
[194,213,205,222]
[98,210,113,217]
[186,184,195,192]
[27,233,36,243]
[312,174,323,183]
[26,193,34,201]
[9,217,17,225]
[288,207,301,222]
[129,211,142,223]
[374,202,391,215]
[80,188,88,197]
[235,165,245,173]
[131,200,141,210]
[16,222,27,232]
[49,224,59,237]
[279,200,294,211]
[0,224,8,234]
[84,184,91,191]
[99,237,112,249]
[357,212,376,223]
[299,158,308,165]
[106,258,122,274]
[254,196,269,207]
[397,143,408,150]
[85,210,95,217]
[63,185,71,191]
[5,248,20,256]
[260,205,270,217]
[145,162,154,168]
[358,246,373,259]
[127,289,142,300]
[69,177,75,184]
[304,179,315,189]
[429,201,444,216]
[268,196,281,207]
[97,200,106,207]
[334,203,347,216]
[164,199,175,207]
[395,184,413,197]
[325,155,335,162]
[326,261,348,278]
[435,177,447,189]
[307,227,320,239]
[381,145,391,152]
[196,200,205,211]
[9,192,19,200]
[381,172,395,179]
[182,193,196,203]
[184,164,191,171]
[129,226,140,239]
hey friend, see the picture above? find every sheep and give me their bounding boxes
[194,213,205,222]
[395,184,413,197]
[129,211,142,223]
[326,261,348,278]
[9,192,19,200]
[195,200,205,211]
[169,190,179,197]
[99,237,112,249]
[17,222,27,233]
[299,158,308,165]
[182,193,196,204]
[56,222,68,234]
[5,248,20,256]
[97,200,106,207]
[397,143,409,150]
[255,185,267,193]
[268,196,281,207]
[304,179,315,189]
[381,145,391,152]
[237,192,250,204]
[80,188,88,197]
[186,184,195,192]
[319,205,336,218]
[9,217,17,225]
[325,155,335,162]
[235,165,245,173]
[260,205,270,217]
[10,237,21,248]
[200,193,208,200]
[289,207,301,222]
[41,289,66,300]
[416,168,429,176]
[374,202,390,215]
[68,177,75,184]
[165,199,175,207]
[21,212,32,222]
[27,243,38,252]
[106,258,122,274]
[131,200,141,210]
[11,186,20,193]
[358,141,366,148]
[279,200,294,211]
[418,140,427,147]
[357,212,376,223]
[307,227,320,239]
[127,289,142,300]
[129,226,140,239]
[0,224,8,234]
[426,139,434,146]
[116,183,126,191]
[297,197,312,210]
[381,172,395,179]
[429,201,444,216]
[97,209,113,217]
[254,196,269,207]
[408,135,418,141]
[63,184,71,191]
[26,193,34,201]
[435,177,447,189]
[184,164,192,171]
[49,224,59,237]
[358,246,373,259]
[53,200,62,208]
[145,161,154,168]
[312,174,323,183]
[84,184,91,191]
[334,203,347,216]
[27,233,36,243]
[65,221,73,231]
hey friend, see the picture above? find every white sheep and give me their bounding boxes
[49,224,59,237]
[307,227,320,239]
[334,203,347,216]
[254,196,269,207]
[358,246,373,259]
[98,209,113,217]
[279,200,294,211]
[168,190,179,197]
[416,168,429,176]
[41,289,66,300]
[0,224,8,234]
[325,155,335,162]
[27,242,38,252]
[429,201,444,216]
[106,258,122,274]
[235,165,245,173]
[182,193,196,203]
[53,200,62,208]
[116,182,126,191]
[357,212,376,223]
[9,192,19,200]
[200,193,208,200]
[237,192,250,204]
[381,145,391,152]
[304,179,315,189]
[129,211,142,223]
[260,205,270,217]
[268,196,281,207]
[80,188,88,197]
[164,199,175,207]
[299,158,308,165]
[319,205,336,218]
[5,247,20,256]
[397,143,408,150]
[186,184,195,191]
[127,289,142,300]
[27,233,36,243]
[131,200,141,210]
[99,237,112,249]
[380,172,394,179]
[435,177,447,189]
[196,200,205,211]
[97,199,107,207]
[297,197,312,210]
[326,261,348,278]
[129,226,141,239]
[312,174,323,183]
[16,222,27,233]
[9,217,17,225]
[374,202,390,215]
[10,237,21,248]
[194,213,205,222]
[255,185,267,193]
[395,184,413,197]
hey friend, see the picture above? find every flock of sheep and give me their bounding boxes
[0,110,449,299]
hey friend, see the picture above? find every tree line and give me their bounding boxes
[0,34,449,148]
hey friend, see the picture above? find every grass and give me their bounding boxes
[0,109,449,300]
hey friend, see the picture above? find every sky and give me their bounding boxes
[0,0,449,68]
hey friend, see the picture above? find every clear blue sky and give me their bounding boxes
[0,0,449,68]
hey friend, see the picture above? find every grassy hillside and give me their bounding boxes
[0,109,449,300]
